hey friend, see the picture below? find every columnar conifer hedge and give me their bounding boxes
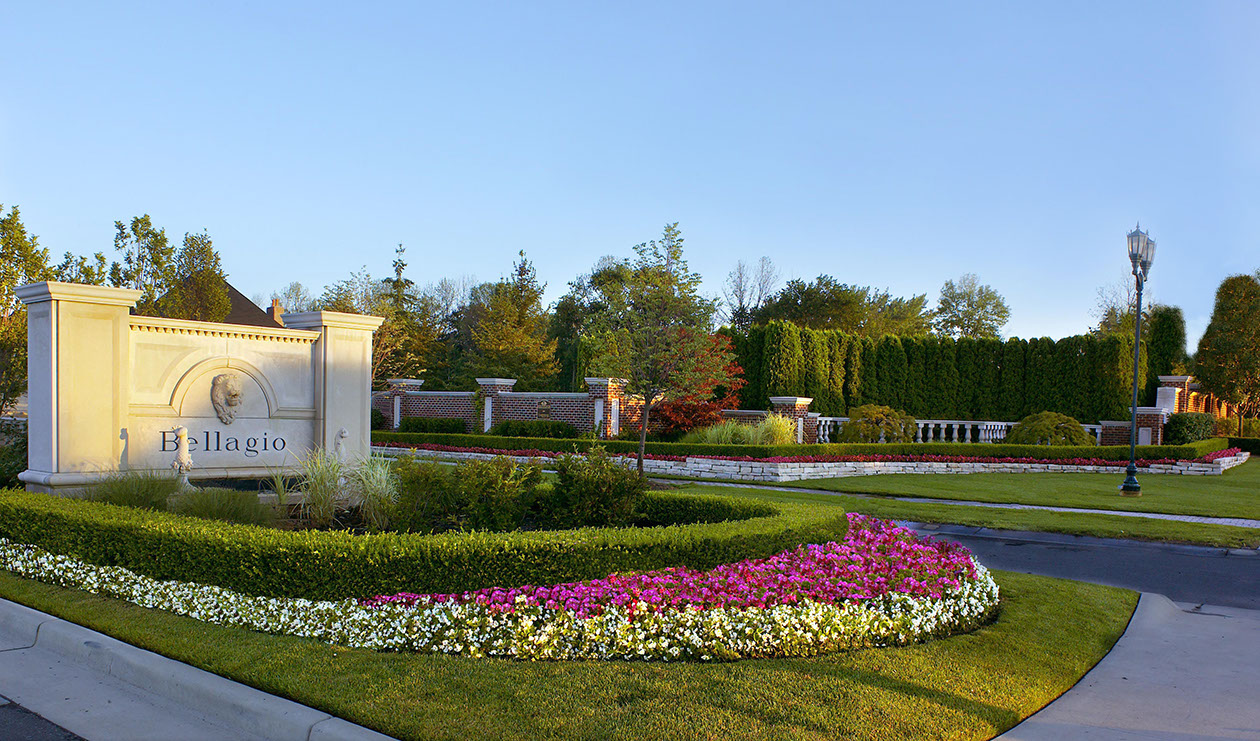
[723,321,1147,423]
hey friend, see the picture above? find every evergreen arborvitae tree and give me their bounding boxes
[826,332,848,416]
[953,337,978,419]
[936,336,960,419]
[972,339,1003,419]
[1024,337,1056,415]
[857,336,878,406]
[997,338,1026,421]
[902,336,927,417]
[799,328,828,408]
[844,334,863,412]
[875,335,908,410]
[1144,305,1187,404]
[762,320,803,399]
[1054,335,1088,422]
[741,324,766,409]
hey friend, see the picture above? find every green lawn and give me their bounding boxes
[764,459,1260,520]
[0,568,1135,741]
[677,484,1260,548]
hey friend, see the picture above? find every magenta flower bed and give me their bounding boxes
[375,440,1241,468]
[361,514,978,618]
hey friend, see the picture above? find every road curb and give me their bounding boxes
[0,597,395,741]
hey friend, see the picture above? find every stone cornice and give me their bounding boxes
[130,316,320,343]
[282,311,386,332]
[16,281,142,307]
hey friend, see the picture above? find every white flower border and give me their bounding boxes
[0,538,1000,661]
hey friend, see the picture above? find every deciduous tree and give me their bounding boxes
[110,215,175,314]
[585,223,738,475]
[933,273,1010,339]
[0,206,51,413]
[1195,274,1260,433]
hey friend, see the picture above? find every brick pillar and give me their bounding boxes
[475,378,517,432]
[585,378,625,438]
[386,379,424,429]
[769,396,814,444]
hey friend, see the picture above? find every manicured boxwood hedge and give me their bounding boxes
[487,419,578,438]
[1165,413,1218,445]
[397,417,467,434]
[0,489,847,601]
[1227,437,1260,455]
[372,431,1228,462]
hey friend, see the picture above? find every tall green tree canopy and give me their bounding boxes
[1195,273,1260,429]
[156,231,231,322]
[932,273,1011,339]
[751,275,931,336]
[585,223,737,473]
[0,205,52,413]
[110,215,175,314]
[468,251,558,389]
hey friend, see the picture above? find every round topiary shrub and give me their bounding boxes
[1005,412,1095,446]
[1164,412,1219,445]
[838,405,917,443]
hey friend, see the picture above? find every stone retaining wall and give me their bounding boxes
[372,447,1250,482]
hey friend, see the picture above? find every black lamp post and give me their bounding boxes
[1120,224,1156,496]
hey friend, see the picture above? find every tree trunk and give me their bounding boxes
[637,401,652,478]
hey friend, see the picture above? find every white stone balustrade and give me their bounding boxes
[815,417,1104,445]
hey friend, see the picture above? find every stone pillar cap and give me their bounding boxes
[15,281,141,307]
[1157,375,1193,383]
[769,396,813,405]
[584,377,628,386]
[475,378,518,386]
[282,311,384,331]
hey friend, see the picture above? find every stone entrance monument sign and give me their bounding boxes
[15,282,383,494]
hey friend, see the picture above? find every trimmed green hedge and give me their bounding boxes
[1227,437,1260,455]
[372,431,1228,462]
[487,419,578,439]
[398,417,467,434]
[0,489,847,601]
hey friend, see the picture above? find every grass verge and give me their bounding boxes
[0,568,1134,741]
[762,459,1260,521]
[677,484,1260,549]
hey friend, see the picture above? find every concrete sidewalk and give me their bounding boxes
[998,594,1260,740]
[0,598,394,741]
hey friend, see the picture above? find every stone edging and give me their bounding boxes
[372,448,1249,483]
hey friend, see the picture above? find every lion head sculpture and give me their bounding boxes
[210,373,243,425]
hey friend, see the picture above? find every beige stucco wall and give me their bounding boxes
[15,282,382,494]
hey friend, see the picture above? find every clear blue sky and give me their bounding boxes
[3,2,1257,348]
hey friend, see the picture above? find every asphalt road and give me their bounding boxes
[911,523,1260,609]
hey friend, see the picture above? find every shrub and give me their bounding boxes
[370,407,389,431]
[550,447,645,528]
[0,489,850,600]
[0,420,25,489]
[1005,412,1095,446]
[679,414,798,446]
[838,405,917,443]
[1227,437,1260,455]
[297,449,344,528]
[1245,418,1260,438]
[85,471,180,511]
[398,417,467,434]
[1165,413,1219,445]
[171,488,275,526]
[391,459,463,535]
[488,419,578,439]
[1215,417,1240,437]
[352,454,399,531]
[392,456,544,534]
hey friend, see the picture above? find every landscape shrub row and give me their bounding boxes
[723,321,1146,423]
[372,431,1227,462]
[0,489,848,601]
[487,419,578,438]
[397,416,468,434]
[1227,437,1260,456]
